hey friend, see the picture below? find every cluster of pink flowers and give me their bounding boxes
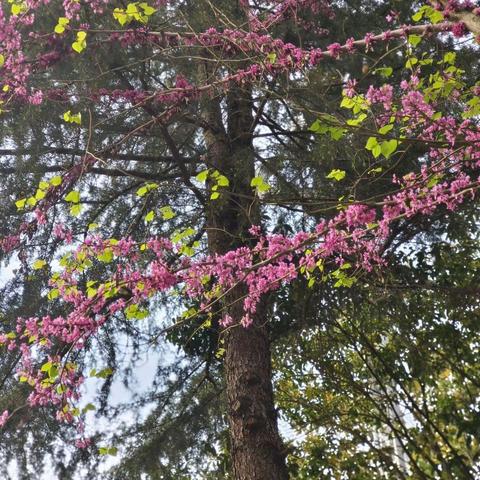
[0,410,8,427]
[248,0,335,30]
[439,0,477,16]
[0,0,458,114]
[366,84,394,111]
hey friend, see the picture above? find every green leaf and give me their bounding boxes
[33,259,47,270]
[41,361,52,372]
[330,127,346,141]
[381,139,398,159]
[65,191,80,203]
[48,365,59,379]
[97,249,113,263]
[96,367,114,378]
[160,206,175,220]
[70,204,82,217]
[139,2,156,16]
[82,403,96,413]
[54,17,69,34]
[171,228,196,243]
[412,11,424,22]
[210,192,220,200]
[428,10,444,24]
[346,113,367,127]
[378,124,394,135]
[196,170,209,182]
[72,41,84,53]
[427,173,444,188]
[72,31,87,53]
[405,57,418,70]
[408,34,422,47]
[443,52,456,65]
[309,119,328,134]
[145,210,155,222]
[47,288,60,300]
[86,286,97,298]
[365,137,378,151]
[250,176,271,192]
[374,67,393,78]
[56,384,67,394]
[11,3,25,15]
[136,182,158,197]
[326,169,346,181]
[215,348,226,359]
[35,189,46,200]
[136,186,148,197]
[340,97,355,109]
[15,198,26,210]
[50,175,62,187]
[267,52,277,64]
[216,175,229,187]
[113,8,129,26]
[250,177,263,187]
[372,144,382,158]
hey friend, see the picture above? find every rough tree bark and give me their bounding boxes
[201,72,289,479]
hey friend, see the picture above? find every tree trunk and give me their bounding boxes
[201,76,289,479]
[224,297,288,480]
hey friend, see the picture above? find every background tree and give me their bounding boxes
[0,0,479,478]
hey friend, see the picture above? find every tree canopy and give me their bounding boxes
[0,0,479,478]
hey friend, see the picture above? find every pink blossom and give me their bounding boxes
[75,438,92,449]
[327,42,342,59]
[0,410,9,427]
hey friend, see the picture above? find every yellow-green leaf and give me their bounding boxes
[160,206,175,220]
[15,198,26,210]
[326,169,346,181]
[381,139,398,159]
[72,31,87,53]
[35,189,46,201]
[33,259,47,270]
[145,210,155,222]
[408,34,422,47]
[50,176,62,186]
[196,169,209,182]
[47,288,59,300]
[65,191,80,203]
[97,249,113,263]
[70,204,82,216]
[216,175,229,187]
